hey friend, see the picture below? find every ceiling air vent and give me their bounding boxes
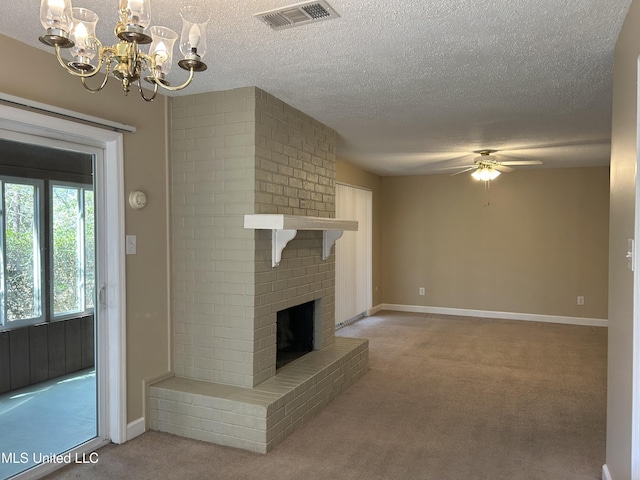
[255,1,340,30]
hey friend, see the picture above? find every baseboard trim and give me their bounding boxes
[335,312,366,331]
[376,304,608,327]
[336,305,385,329]
[126,417,145,441]
[602,464,612,480]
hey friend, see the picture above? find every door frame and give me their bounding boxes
[632,58,640,480]
[0,104,127,456]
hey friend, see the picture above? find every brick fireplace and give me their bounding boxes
[149,87,368,452]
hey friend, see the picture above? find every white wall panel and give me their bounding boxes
[335,183,372,325]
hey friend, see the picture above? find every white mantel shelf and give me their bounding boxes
[244,214,358,267]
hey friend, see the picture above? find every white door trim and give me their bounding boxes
[632,58,640,480]
[0,104,127,445]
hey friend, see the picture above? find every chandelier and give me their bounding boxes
[38,0,209,101]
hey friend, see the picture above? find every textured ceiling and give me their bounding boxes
[0,0,632,175]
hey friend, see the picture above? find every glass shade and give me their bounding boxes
[70,8,99,62]
[119,0,151,28]
[179,5,209,59]
[149,26,178,76]
[40,0,73,33]
[472,167,500,181]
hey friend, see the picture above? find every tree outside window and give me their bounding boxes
[51,184,95,318]
[0,178,94,328]
[1,181,41,323]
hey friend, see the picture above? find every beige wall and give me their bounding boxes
[607,0,640,477]
[381,167,609,318]
[0,34,171,423]
[336,159,609,319]
[336,159,383,307]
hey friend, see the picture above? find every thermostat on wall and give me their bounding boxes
[129,190,147,209]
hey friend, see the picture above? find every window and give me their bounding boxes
[0,178,44,327]
[51,184,95,318]
[0,177,94,329]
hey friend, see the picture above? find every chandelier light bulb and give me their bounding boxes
[155,41,168,60]
[128,0,143,24]
[75,23,88,42]
[70,8,99,66]
[152,40,169,75]
[119,0,150,28]
[49,0,65,21]
[40,0,73,36]
[180,5,209,60]
[189,24,201,51]
[148,25,178,79]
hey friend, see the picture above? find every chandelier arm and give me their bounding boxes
[129,42,139,80]
[138,78,159,102]
[154,68,196,92]
[54,40,106,78]
[81,70,110,93]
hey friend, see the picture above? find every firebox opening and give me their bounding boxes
[276,300,315,369]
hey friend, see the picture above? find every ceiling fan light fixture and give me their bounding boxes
[472,167,500,182]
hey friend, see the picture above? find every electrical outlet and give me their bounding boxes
[419,287,425,296]
[577,296,584,306]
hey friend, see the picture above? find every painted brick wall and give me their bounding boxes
[172,87,338,388]
[252,89,338,385]
[254,89,336,217]
[172,87,257,387]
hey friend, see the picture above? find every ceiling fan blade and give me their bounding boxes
[450,167,477,176]
[494,165,514,173]
[403,153,476,174]
[500,160,543,166]
[433,164,477,172]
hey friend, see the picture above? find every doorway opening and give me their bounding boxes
[0,139,97,479]
[0,103,126,479]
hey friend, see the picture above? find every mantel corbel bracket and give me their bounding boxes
[272,229,297,267]
[244,215,358,268]
[323,230,344,261]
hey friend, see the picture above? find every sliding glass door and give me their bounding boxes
[0,140,98,479]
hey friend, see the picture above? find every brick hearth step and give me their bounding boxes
[149,337,368,453]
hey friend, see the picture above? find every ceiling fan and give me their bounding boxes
[440,150,543,181]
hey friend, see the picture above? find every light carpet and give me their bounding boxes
[46,311,607,480]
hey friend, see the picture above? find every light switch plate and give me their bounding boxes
[126,235,137,255]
